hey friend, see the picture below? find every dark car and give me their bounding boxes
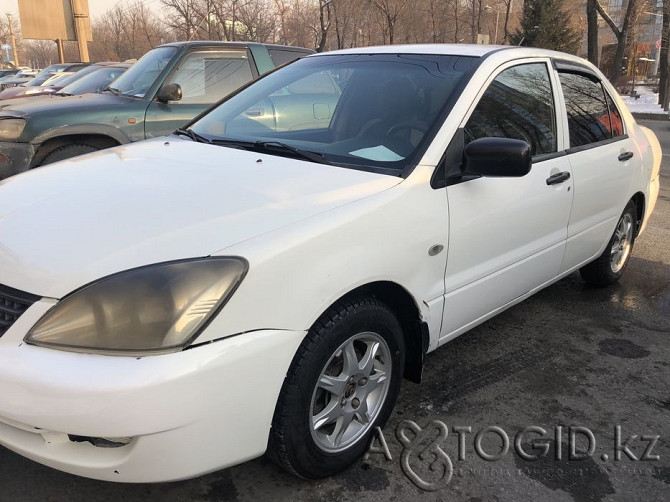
[57,63,132,96]
[0,63,88,92]
[0,62,129,101]
[0,42,313,179]
[0,69,19,80]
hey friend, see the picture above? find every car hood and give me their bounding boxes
[0,138,401,298]
[0,86,29,99]
[0,91,130,115]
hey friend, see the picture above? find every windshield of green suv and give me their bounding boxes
[108,46,177,98]
[189,54,478,173]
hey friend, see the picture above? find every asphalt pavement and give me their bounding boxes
[1,120,668,502]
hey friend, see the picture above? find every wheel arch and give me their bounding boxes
[31,126,130,167]
[631,191,645,237]
[323,281,429,384]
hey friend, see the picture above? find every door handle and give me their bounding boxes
[546,171,571,185]
[618,151,634,161]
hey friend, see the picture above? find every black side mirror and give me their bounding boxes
[462,137,531,177]
[156,83,182,103]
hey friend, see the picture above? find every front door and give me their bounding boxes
[144,48,257,139]
[441,60,573,340]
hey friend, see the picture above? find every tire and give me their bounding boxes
[39,144,99,166]
[267,296,405,478]
[580,200,637,287]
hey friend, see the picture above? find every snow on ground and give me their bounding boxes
[620,85,667,115]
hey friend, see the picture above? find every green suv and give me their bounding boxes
[0,41,313,179]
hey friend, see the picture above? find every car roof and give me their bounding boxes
[325,44,503,57]
[318,44,591,65]
[158,41,314,53]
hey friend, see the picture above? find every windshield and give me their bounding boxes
[61,66,129,95]
[25,74,55,86]
[45,65,100,88]
[109,46,177,97]
[26,64,70,86]
[190,54,478,173]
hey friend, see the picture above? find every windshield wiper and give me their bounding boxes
[101,86,120,96]
[253,141,331,165]
[174,127,212,144]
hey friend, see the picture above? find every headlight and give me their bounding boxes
[0,118,26,140]
[25,258,247,356]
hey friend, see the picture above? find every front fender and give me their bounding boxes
[31,124,132,147]
[197,165,449,351]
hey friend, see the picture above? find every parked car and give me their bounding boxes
[0,69,19,80]
[0,68,37,89]
[0,45,660,483]
[0,63,89,98]
[56,63,132,96]
[0,64,86,92]
[0,42,313,179]
[0,62,129,101]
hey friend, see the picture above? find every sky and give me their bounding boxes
[0,0,160,21]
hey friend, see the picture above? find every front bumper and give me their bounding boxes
[0,141,34,179]
[0,300,305,482]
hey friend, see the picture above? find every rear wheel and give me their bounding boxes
[267,296,404,478]
[580,200,637,287]
[39,144,99,166]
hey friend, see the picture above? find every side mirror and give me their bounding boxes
[462,137,531,177]
[156,83,182,103]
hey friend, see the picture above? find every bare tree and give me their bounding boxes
[24,40,56,68]
[369,0,408,44]
[161,0,201,40]
[236,0,276,42]
[316,0,333,51]
[586,0,598,64]
[595,0,640,81]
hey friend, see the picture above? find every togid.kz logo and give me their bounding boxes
[365,420,661,492]
[366,420,454,491]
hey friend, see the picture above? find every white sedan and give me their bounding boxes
[0,45,661,482]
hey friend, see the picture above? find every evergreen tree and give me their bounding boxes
[510,0,581,54]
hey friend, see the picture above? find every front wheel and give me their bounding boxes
[39,144,99,166]
[267,296,404,478]
[580,200,637,287]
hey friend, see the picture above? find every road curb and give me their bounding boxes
[632,112,669,121]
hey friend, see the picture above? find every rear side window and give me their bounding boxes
[268,49,307,67]
[559,72,612,148]
[606,91,624,137]
[464,63,557,156]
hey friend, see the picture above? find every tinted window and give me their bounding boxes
[606,91,624,137]
[464,63,557,156]
[559,72,611,148]
[164,50,253,104]
[268,49,307,66]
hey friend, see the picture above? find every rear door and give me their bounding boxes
[144,48,258,139]
[554,65,640,273]
[441,59,573,339]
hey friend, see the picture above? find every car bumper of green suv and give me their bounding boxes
[0,142,34,180]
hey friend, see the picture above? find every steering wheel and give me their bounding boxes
[386,120,429,137]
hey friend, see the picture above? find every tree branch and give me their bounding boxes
[595,0,621,39]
